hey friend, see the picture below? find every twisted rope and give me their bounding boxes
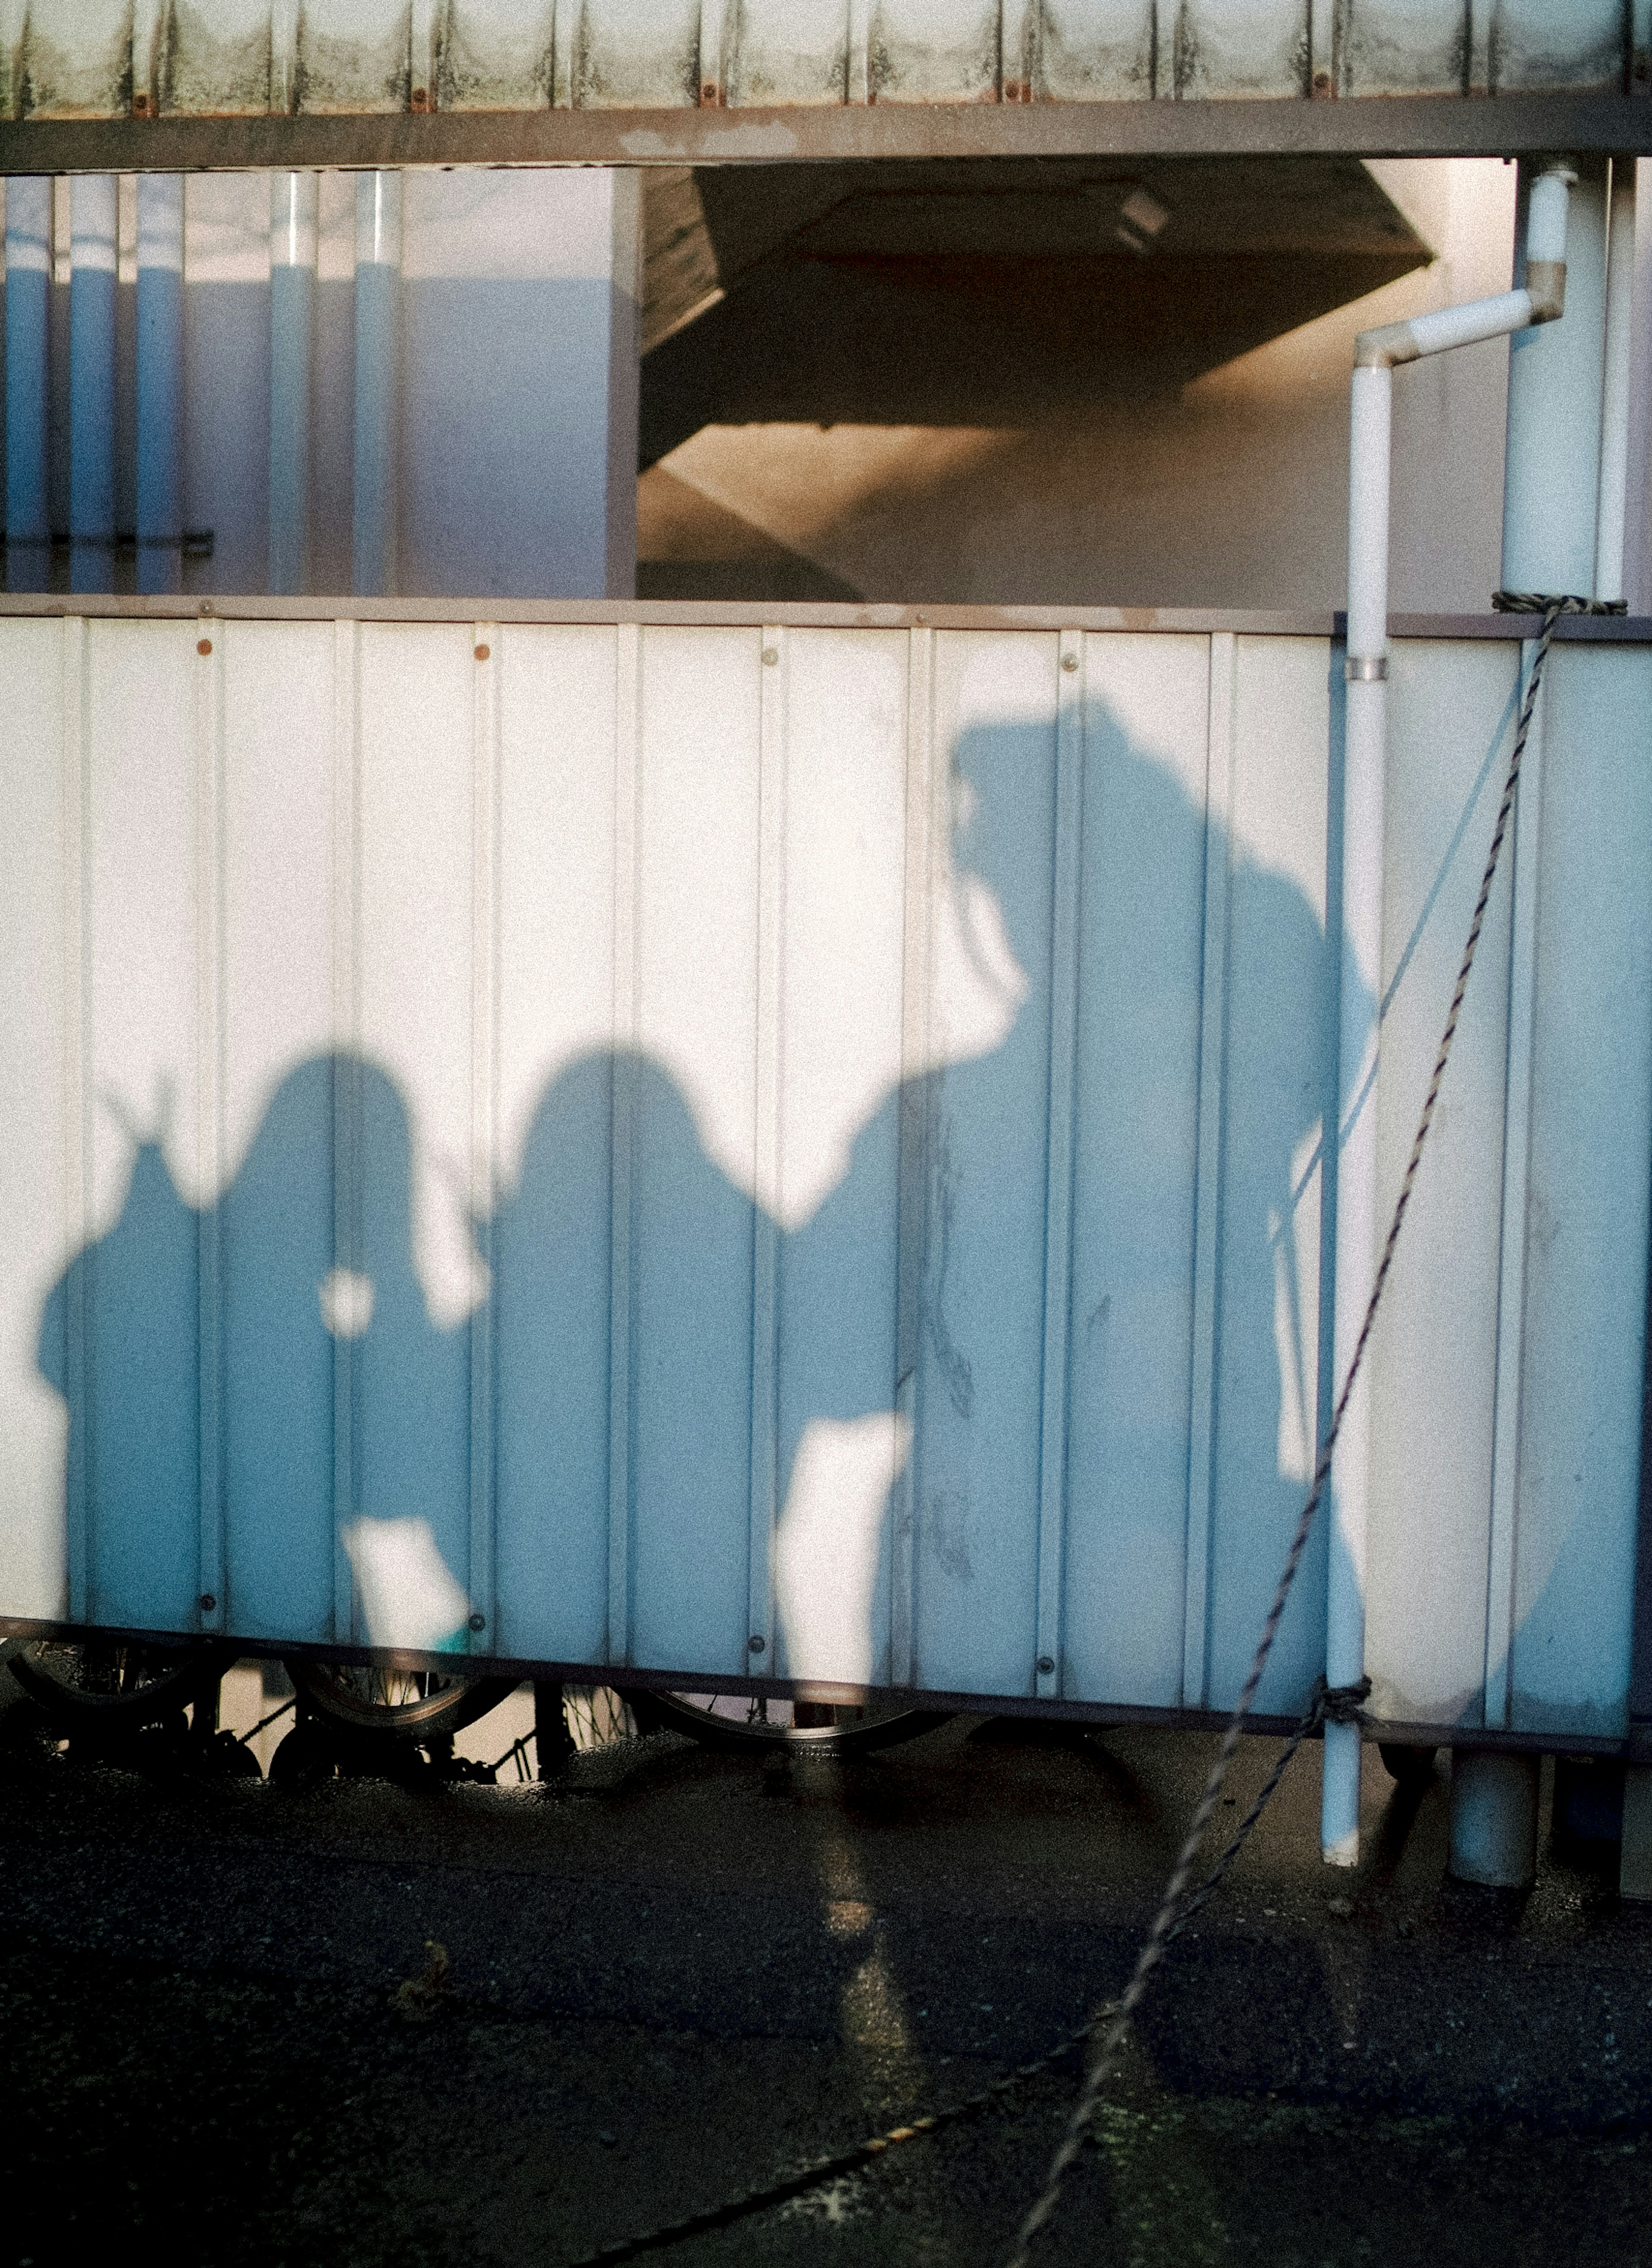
[1003,596,1589,2265]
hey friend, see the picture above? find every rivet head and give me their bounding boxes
[199,1593,217,1613]
[197,637,213,656]
[474,642,490,662]
[748,1634,766,1654]
[761,647,778,667]
[468,1611,486,1632]
[1037,1655,1055,1675]
[1061,654,1078,672]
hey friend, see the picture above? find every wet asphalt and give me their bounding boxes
[2,1672,1650,2268]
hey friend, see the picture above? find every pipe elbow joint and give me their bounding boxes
[1353,321,1415,370]
[1525,258,1566,324]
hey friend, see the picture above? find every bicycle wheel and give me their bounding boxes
[285,1656,515,1739]
[632,1687,949,1756]
[2,1634,231,1728]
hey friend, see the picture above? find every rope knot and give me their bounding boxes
[1313,1674,1372,1726]
[1491,591,1626,619]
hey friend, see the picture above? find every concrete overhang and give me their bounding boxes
[641,152,1435,454]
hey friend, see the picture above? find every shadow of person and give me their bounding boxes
[38,1054,478,1652]
[37,655,1357,1728]
[490,683,1350,1724]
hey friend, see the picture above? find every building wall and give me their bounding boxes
[3,167,641,600]
[638,160,1525,615]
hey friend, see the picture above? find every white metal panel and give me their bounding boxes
[1035,0,1158,99]
[218,620,339,1644]
[1506,644,1652,1735]
[0,622,71,1621]
[725,0,852,105]
[869,0,1003,100]
[569,0,702,107]
[772,627,909,1686]
[908,631,1057,1696]
[81,620,203,1632]
[1173,0,1310,96]
[352,622,479,1639]
[491,625,620,1667]
[1362,638,1519,1726]
[437,0,557,109]
[296,0,414,113]
[1061,633,1210,1707]
[628,625,762,1674]
[1339,0,1470,97]
[1205,632,1334,1716]
[1486,0,1626,95]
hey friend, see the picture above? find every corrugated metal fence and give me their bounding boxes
[0,605,1647,1748]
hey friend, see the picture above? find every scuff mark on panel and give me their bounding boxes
[927,1486,974,1580]
[925,1117,975,1418]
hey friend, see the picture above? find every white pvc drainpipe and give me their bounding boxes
[1321,163,1573,1868]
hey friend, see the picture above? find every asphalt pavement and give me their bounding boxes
[2,1672,1649,2267]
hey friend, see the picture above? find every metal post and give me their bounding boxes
[1593,158,1635,604]
[1323,360,1392,1869]
[1448,1751,1539,1888]
[269,170,317,597]
[135,175,184,597]
[69,174,117,597]
[352,170,401,598]
[1503,155,1607,597]
[3,176,52,595]
[1322,167,1571,1868]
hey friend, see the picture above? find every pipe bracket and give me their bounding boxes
[1345,655,1387,683]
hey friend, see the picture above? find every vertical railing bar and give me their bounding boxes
[330,615,361,1646]
[61,615,90,1625]
[468,620,501,1653]
[1484,636,1547,1731]
[748,624,786,1672]
[891,623,936,1691]
[1033,627,1087,1702]
[1182,628,1236,1709]
[195,619,227,1637]
[607,620,642,1669]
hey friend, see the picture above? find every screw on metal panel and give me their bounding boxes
[761,647,778,666]
[199,1593,216,1612]
[1037,1656,1055,1674]
[197,638,212,656]
[468,1612,486,1632]
[749,1635,766,1653]
[474,642,490,662]
[1060,654,1078,671]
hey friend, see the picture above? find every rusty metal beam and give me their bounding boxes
[3,93,1652,175]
